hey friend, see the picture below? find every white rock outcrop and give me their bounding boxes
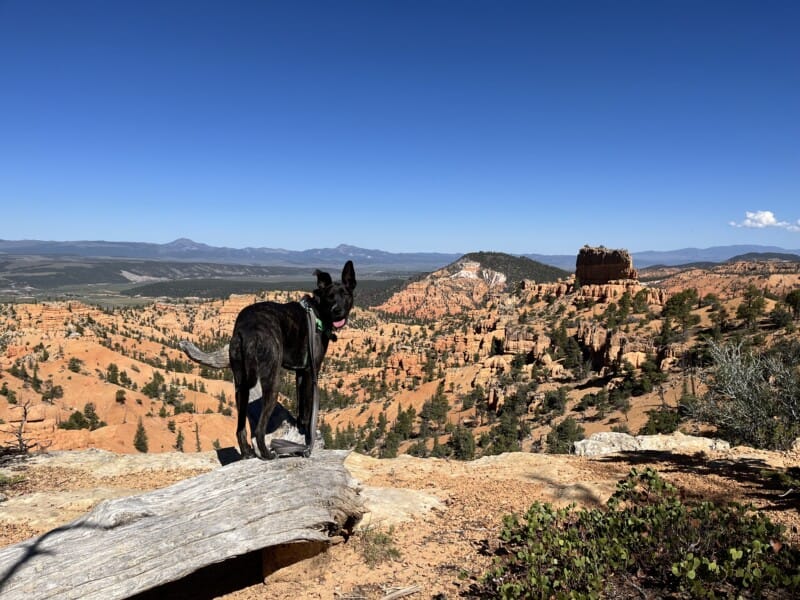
[573,431,730,456]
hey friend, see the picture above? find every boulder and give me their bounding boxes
[573,431,731,456]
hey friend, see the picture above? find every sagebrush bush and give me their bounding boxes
[474,468,800,599]
[686,341,800,450]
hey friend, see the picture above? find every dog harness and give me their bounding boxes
[300,296,337,341]
[298,297,321,382]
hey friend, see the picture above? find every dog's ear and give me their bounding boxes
[341,260,357,291]
[314,269,333,289]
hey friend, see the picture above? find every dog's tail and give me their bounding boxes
[180,338,263,403]
[178,340,231,369]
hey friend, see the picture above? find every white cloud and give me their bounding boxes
[730,210,800,232]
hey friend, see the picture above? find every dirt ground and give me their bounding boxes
[1,446,798,599]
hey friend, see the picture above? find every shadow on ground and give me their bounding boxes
[596,450,800,511]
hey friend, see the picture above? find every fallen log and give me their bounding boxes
[0,450,363,599]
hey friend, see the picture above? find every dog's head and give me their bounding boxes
[312,260,356,330]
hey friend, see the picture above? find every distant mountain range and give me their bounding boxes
[0,239,459,273]
[1,238,799,273]
[527,245,800,271]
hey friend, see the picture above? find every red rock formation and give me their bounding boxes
[503,327,551,360]
[576,246,638,285]
[575,320,659,370]
[520,280,573,300]
[376,260,507,320]
[578,282,666,305]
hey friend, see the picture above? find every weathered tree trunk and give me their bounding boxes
[0,450,363,599]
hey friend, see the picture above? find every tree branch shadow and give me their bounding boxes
[595,450,800,511]
[520,471,609,508]
[0,521,103,594]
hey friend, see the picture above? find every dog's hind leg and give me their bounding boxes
[230,334,255,459]
[253,359,281,460]
[234,382,255,458]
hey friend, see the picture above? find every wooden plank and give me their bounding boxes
[0,450,363,599]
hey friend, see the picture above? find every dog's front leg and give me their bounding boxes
[296,369,320,453]
[296,370,313,435]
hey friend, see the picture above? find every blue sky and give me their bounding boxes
[1,1,798,254]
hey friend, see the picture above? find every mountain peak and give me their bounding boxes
[166,238,200,247]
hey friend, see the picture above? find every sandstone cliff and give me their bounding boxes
[576,245,638,285]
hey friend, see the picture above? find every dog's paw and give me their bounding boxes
[239,446,256,460]
[252,438,277,460]
[257,447,277,460]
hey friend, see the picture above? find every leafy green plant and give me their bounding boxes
[475,468,800,598]
[450,424,476,460]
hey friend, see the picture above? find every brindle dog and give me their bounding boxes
[229,261,356,459]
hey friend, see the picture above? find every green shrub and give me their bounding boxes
[638,407,680,435]
[133,418,148,453]
[540,387,568,416]
[357,525,401,568]
[58,403,105,431]
[475,468,800,598]
[451,425,476,460]
[687,341,800,450]
[545,416,585,453]
[59,410,90,430]
[0,473,25,489]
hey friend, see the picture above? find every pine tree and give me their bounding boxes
[736,284,766,330]
[175,429,185,452]
[451,425,476,460]
[320,421,334,448]
[133,418,149,453]
[784,289,800,319]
